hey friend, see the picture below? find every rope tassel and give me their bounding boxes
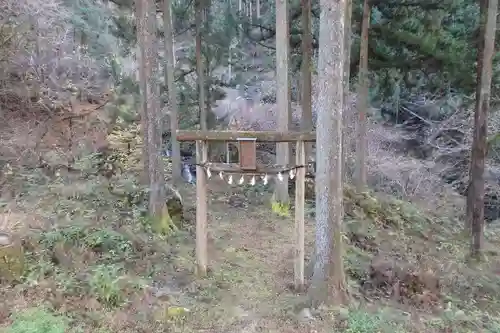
[277,172,283,182]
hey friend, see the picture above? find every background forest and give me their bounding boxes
[1,0,500,332]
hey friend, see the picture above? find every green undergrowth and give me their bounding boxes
[0,165,194,332]
[5,307,69,333]
[2,214,196,332]
[327,303,500,333]
[4,306,114,333]
[23,224,149,307]
[3,154,500,332]
[341,185,500,332]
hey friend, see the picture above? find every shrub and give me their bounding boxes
[7,307,68,333]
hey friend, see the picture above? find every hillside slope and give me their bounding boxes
[2,164,500,332]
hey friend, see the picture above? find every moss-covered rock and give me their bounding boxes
[166,195,183,227]
[0,232,24,283]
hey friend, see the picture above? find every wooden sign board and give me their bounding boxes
[237,137,257,170]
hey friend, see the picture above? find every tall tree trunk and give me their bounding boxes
[256,0,261,19]
[341,0,352,182]
[195,0,206,131]
[204,0,211,22]
[309,0,349,307]
[467,0,497,258]
[354,0,370,191]
[137,0,167,217]
[136,0,150,185]
[249,0,253,24]
[228,0,234,79]
[146,0,166,217]
[274,0,291,205]
[301,0,313,161]
[238,0,243,41]
[204,0,214,131]
[163,0,181,183]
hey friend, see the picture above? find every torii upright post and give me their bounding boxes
[195,139,208,276]
[294,139,306,290]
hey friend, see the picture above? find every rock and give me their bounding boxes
[150,186,184,234]
[0,233,10,246]
[153,305,190,323]
[297,308,315,323]
[165,185,183,227]
[151,208,176,235]
[231,305,251,318]
[335,306,350,321]
[0,232,24,283]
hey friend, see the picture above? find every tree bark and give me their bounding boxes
[354,0,371,191]
[238,0,243,41]
[163,0,181,183]
[309,0,349,307]
[136,0,150,185]
[137,0,167,217]
[467,0,497,259]
[196,0,207,131]
[341,0,352,183]
[146,0,166,217]
[301,0,313,161]
[274,0,291,204]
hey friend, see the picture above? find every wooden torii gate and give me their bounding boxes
[176,130,315,291]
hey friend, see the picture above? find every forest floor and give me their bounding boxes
[2,170,500,333]
[1,73,500,332]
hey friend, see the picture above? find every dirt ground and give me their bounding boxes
[0,179,317,333]
[2,168,500,333]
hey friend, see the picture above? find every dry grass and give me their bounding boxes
[2,169,500,333]
[0,57,499,332]
[2,95,499,333]
[1,86,499,333]
[4,1,500,331]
